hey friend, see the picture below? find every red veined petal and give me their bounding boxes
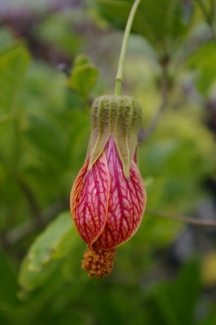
[94,136,146,249]
[70,152,110,245]
[70,160,89,219]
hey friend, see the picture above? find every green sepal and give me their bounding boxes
[87,96,111,170]
[113,96,142,177]
[88,95,143,178]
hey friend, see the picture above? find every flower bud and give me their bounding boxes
[70,95,146,278]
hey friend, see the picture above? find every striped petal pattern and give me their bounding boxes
[70,135,146,249]
[70,152,110,245]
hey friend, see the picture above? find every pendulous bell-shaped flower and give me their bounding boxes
[70,95,147,278]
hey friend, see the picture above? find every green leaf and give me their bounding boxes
[73,53,90,67]
[68,54,98,98]
[18,212,79,291]
[0,44,30,116]
[0,44,30,168]
[145,258,201,325]
[187,41,216,94]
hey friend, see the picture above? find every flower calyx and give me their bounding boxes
[88,95,143,178]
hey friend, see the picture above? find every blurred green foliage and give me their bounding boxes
[94,0,193,55]
[0,0,216,324]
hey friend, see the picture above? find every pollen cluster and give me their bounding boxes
[82,245,116,278]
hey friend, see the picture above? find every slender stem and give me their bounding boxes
[114,0,141,95]
[17,178,43,226]
[196,0,216,41]
[4,199,68,246]
[147,209,216,227]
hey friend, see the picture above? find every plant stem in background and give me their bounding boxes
[114,0,141,96]
[196,0,216,41]
[147,209,216,227]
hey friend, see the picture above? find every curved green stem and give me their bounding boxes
[114,0,141,96]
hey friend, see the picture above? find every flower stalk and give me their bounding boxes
[114,0,141,95]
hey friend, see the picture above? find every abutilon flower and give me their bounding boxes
[70,95,147,278]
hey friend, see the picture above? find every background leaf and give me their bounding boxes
[187,42,216,94]
[68,54,99,98]
[144,259,201,325]
[18,212,79,292]
[0,44,30,115]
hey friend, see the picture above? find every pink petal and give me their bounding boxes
[70,152,110,245]
[94,136,146,249]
